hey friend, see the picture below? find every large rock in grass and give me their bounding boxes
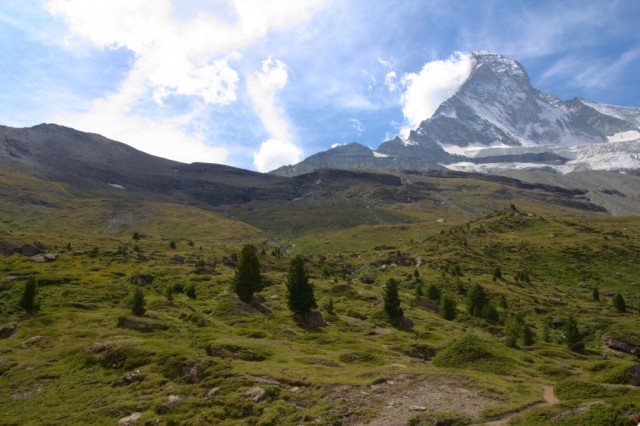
[293,311,325,328]
[245,387,266,402]
[1,241,18,256]
[602,333,639,356]
[0,323,18,339]
[20,244,41,256]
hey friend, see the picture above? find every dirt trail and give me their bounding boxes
[475,385,558,426]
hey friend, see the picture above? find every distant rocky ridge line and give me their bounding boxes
[271,51,640,177]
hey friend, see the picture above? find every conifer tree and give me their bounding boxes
[613,293,626,313]
[131,287,146,316]
[384,278,403,319]
[467,284,488,317]
[564,315,584,352]
[286,255,317,315]
[232,244,261,304]
[19,276,39,313]
[592,287,599,301]
[440,294,457,320]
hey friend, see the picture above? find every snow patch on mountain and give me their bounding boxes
[607,130,640,142]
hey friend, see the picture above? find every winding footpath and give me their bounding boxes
[475,385,559,426]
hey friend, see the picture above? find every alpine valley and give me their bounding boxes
[1,51,640,426]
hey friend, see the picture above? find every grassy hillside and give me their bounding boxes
[1,167,639,425]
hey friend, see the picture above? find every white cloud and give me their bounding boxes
[384,71,398,92]
[253,138,301,172]
[349,118,365,135]
[399,52,474,138]
[43,0,326,167]
[248,57,302,172]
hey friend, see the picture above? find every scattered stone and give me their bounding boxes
[222,257,236,267]
[269,294,280,300]
[409,406,427,411]
[0,323,18,339]
[19,335,46,349]
[1,241,18,256]
[170,255,185,264]
[206,387,221,398]
[129,274,153,286]
[112,369,145,387]
[116,317,169,333]
[11,388,41,399]
[415,256,423,267]
[403,274,413,282]
[293,311,325,328]
[331,284,351,293]
[253,303,272,315]
[3,275,17,283]
[252,376,280,385]
[44,253,57,261]
[245,386,266,402]
[628,365,640,386]
[66,302,98,310]
[548,298,565,305]
[118,412,141,426]
[549,318,565,329]
[166,395,180,405]
[30,255,47,263]
[290,387,300,393]
[391,316,414,328]
[251,294,266,304]
[415,297,440,312]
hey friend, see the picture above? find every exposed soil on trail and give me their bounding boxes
[332,374,505,426]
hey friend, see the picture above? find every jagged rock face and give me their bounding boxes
[416,52,637,148]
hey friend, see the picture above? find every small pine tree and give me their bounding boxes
[327,298,335,315]
[542,323,552,343]
[286,255,317,315]
[564,315,584,352]
[440,294,457,320]
[613,293,626,313]
[132,231,141,241]
[19,277,39,313]
[482,304,500,322]
[467,284,488,317]
[493,267,502,281]
[131,287,146,316]
[427,284,441,301]
[522,323,536,346]
[185,284,197,299]
[592,287,600,301]
[165,285,174,303]
[415,283,425,297]
[232,244,262,304]
[169,241,177,249]
[384,278,403,319]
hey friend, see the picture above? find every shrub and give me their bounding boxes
[592,287,600,301]
[232,244,262,304]
[384,278,403,319]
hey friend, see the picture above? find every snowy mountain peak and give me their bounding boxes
[272,52,640,177]
[471,51,528,79]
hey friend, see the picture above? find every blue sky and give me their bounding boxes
[1,0,639,171]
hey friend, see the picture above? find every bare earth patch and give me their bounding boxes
[323,374,503,426]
